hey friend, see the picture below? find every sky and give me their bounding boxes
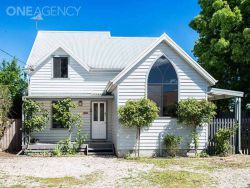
[0,0,201,68]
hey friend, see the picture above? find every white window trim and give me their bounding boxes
[51,55,70,79]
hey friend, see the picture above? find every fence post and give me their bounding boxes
[235,97,242,154]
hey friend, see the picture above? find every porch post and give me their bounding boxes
[235,97,242,153]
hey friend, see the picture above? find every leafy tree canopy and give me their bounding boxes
[0,85,12,138]
[190,0,250,111]
[177,99,217,127]
[118,98,159,128]
[0,59,27,117]
[118,98,159,157]
[52,98,82,131]
[23,99,48,144]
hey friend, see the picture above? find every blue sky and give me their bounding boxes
[0,0,200,67]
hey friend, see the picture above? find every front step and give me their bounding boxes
[87,142,114,155]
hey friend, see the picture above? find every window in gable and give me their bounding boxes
[147,56,178,117]
[53,57,68,78]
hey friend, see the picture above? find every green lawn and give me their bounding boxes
[124,155,250,187]
[126,155,250,171]
[21,171,103,188]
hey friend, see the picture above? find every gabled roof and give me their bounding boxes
[26,31,217,91]
[26,31,157,70]
[106,33,217,91]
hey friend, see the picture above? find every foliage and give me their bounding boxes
[0,85,12,138]
[214,127,235,156]
[191,130,199,154]
[177,99,217,127]
[52,138,76,156]
[52,98,82,140]
[52,133,87,156]
[189,0,250,111]
[118,98,159,128]
[177,99,216,154]
[74,129,87,150]
[0,59,27,118]
[23,99,49,144]
[118,98,159,157]
[163,135,182,157]
[52,99,85,156]
[198,151,209,158]
[143,170,212,188]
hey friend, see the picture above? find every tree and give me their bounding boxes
[190,0,250,111]
[52,98,82,141]
[0,59,27,118]
[23,99,48,144]
[177,99,216,154]
[0,85,12,138]
[118,98,159,157]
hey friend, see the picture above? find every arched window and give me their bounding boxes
[147,56,178,117]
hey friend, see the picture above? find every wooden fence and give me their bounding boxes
[208,115,250,155]
[0,119,22,152]
[208,118,237,154]
[241,117,250,154]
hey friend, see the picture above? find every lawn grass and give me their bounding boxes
[26,171,103,187]
[126,155,250,172]
[7,184,26,188]
[143,170,214,188]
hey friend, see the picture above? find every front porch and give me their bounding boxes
[22,141,115,155]
[22,95,116,155]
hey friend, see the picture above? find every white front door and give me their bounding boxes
[92,102,106,139]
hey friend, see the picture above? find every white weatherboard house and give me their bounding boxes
[25,31,243,156]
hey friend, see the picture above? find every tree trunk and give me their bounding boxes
[69,129,72,142]
[138,127,141,157]
[192,128,198,156]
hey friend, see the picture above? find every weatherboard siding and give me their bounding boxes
[116,42,209,155]
[31,99,113,143]
[29,55,119,96]
[111,87,119,150]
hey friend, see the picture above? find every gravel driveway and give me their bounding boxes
[0,155,154,187]
[0,153,249,187]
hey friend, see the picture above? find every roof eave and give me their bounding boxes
[110,33,218,87]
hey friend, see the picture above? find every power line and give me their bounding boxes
[0,48,26,65]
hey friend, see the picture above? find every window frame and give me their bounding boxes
[146,55,179,118]
[52,56,69,79]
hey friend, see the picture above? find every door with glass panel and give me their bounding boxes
[91,102,106,139]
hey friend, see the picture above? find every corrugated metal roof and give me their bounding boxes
[26,31,158,69]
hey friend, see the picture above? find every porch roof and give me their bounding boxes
[208,88,244,100]
[23,94,114,99]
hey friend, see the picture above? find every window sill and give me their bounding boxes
[51,78,70,80]
[157,116,177,119]
[50,128,69,130]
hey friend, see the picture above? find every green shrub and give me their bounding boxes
[52,132,87,156]
[177,99,216,155]
[198,151,209,158]
[53,138,76,156]
[52,98,82,141]
[118,98,159,157]
[214,128,234,156]
[74,130,87,151]
[163,135,182,157]
[23,99,49,144]
[177,99,217,127]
